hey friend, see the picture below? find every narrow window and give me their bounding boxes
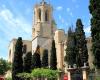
[45,10,48,21]
[38,9,41,21]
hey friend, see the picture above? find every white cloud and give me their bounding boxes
[84,26,91,33]
[0,9,16,27]
[66,8,70,12]
[66,8,73,17]
[0,8,31,40]
[2,4,6,8]
[70,12,73,17]
[89,14,92,18]
[76,5,79,8]
[65,23,68,26]
[58,15,64,23]
[56,6,63,11]
[0,8,32,59]
[58,15,62,20]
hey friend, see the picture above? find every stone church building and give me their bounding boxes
[8,0,94,72]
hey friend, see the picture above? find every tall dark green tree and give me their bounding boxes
[65,27,77,66]
[41,49,48,68]
[12,37,23,80]
[75,19,88,67]
[89,0,100,68]
[32,45,41,69]
[24,52,32,73]
[50,40,57,70]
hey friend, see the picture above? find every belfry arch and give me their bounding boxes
[45,10,49,21]
[38,9,41,21]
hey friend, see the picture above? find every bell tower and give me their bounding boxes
[32,0,54,53]
[32,0,53,39]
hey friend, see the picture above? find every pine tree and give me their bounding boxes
[89,0,100,68]
[50,40,57,70]
[12,37,23,80]
[32,45,41,69]
[41,49,48,68]
[75,19,88,67]
[65,27,77,67]
[23,52,32,73]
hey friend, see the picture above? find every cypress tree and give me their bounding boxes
[23,52,32,73]
[75,19,88,67]
[41,49,48,68]
[89,0,100,68]
[65,27,77,67]
[50,40,57,70]
[32,45,41,69]
[12,37,23,80]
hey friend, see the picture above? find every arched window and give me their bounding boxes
[45,10,48,21]
[38,9,41,21]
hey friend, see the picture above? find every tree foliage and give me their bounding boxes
[17,72,32,80]
[0,58,11,75]
[50,40,57,70]
[65,27,77,66]
[12,37,23,80]
[31,68,58,79]
[32,45,41,69]
[24,52,32,73]
[89,0,100,68]
[75,19,88,67]
[17,68,58,80]
[41,49,48,68]
[5,77,12,80]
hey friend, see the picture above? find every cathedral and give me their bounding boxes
[8,0,93,71]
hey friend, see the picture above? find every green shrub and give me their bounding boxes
[5,77,12,80]
[16,68,58,79]
[31,68,58,79]
[96,76,100,80]
[17,72,32,80]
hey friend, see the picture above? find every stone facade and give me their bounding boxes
[8,0,93,71]
[8,39,32,63]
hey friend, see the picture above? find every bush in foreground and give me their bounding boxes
[17,68,58,80]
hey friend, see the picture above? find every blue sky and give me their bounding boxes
[0,0,91,59]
